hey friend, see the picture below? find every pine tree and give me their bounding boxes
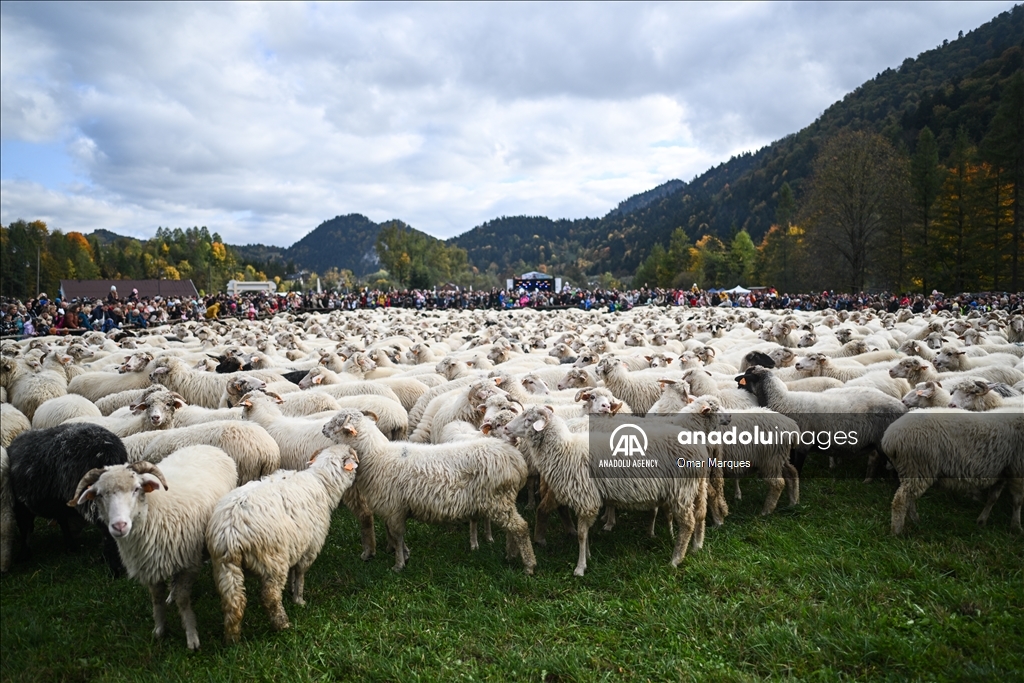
[910,127,944,292]
[980,71,1024,291]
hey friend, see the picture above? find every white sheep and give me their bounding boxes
[67,352,154,402]
[95,388,152,416]
[296,367,405,404]
[682,396,800,515]
[32,393,104,429]
[322,409,537,574]
[139,420,282,486]
[594,357,663,416]
[207,445,360,643]
[882,408,1023,534]
[69,446,238,649]
[67,389,186,437]
[901,381,951,409]
[933,346,1024,385]
[793,353,867,382]
[678,368,759,410]
[1,403,32,449]
[149,356,286,409]
[735,366,907,479]
[502,405,707,577]
[948,380,1023,412]
[410,378,505,444]
[3,356,68,422]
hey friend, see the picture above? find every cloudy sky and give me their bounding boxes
[0,2,1014,245]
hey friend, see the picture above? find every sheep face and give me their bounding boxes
[575,388,624,415]
[768,348,796,367]
[795,354,826,373]
[501,405,554,443]
[682,395,732,428]
[573,352,598,368]
[298,368,327,390]
[124,352,154,375]
[130,391,186,428]
[321,409,368,442]
[901,381,945,409]
[646,354,674,369]
[71,463,169,538]
[933,348,965,372]
[889,357,929,380]
[520,375,549,395]
[595,357,624,379]
[948,380,994,411]
[734,366,771,401]
[557,368,594,391]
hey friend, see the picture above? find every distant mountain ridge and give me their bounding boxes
[84,5,1023,281]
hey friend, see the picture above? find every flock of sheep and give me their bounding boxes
[1,303,1022,649]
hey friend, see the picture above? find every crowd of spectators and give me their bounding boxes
[2,284,1021,339]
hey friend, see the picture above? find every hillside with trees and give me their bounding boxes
[0,223,273,299]
[456,5,1023,291]
[3,6,1020,296]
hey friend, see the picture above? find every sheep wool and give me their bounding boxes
[70,446,237,650]
[207,445,360,643]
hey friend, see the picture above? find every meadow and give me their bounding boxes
[2,457,1022,682]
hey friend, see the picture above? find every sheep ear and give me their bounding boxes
[129,401,147,414]
[700,405,713,415]
[342,425,358,436]
[492,376,502,385]
[532,418,547,432]
[343,458,358,472]
[610,401,623,415]
[644,356,652,362]
[666,356,674,363]
[737,377,747,386]
[477,404,488,414]
[361,410,378,423]
[151,366,170,375]
[974,380,989,394]
[658,378,676,387]
[71,486,96,507]
[266,391,285,404]
[140,474,163,494]
[481,423,493,435]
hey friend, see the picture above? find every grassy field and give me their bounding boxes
[2,458,1022,682]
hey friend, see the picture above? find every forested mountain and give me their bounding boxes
[451,5,1023,282]
[280,214,382,276]
[4,6,1020,296]
[230,214,382,277]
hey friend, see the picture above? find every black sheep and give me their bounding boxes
[7,423,128,575]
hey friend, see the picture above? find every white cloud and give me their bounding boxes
[0,1,1015,244]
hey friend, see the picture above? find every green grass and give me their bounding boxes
[2,458,1022,682]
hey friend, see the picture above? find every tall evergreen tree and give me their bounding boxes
[910,127,944,292]
[980,71,1024,291]
[775,182,796,291]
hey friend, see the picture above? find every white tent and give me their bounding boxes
[725,285,751,294]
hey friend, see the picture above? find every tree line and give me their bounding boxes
[0,224,274,299]
[634,71,1023,294]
